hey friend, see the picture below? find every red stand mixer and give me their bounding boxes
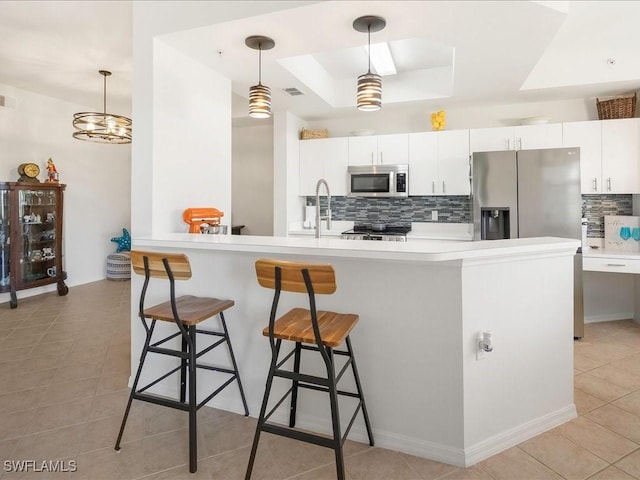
[182,208,224,233]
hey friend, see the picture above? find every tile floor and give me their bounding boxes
[1,280,640,479]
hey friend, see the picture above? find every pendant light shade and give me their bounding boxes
[72,70,132,144]
[245,36,275,119]
[353,16,386,112]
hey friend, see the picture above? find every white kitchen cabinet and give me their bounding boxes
[513,123,563,150]
[409,130,470,195]
[562,120,603,193]
[299,138,348,196]
[470,127,515,153]
[469,124,563,153]
[602,118,640,193]
[348,134,408,166]
[563,118,640,194]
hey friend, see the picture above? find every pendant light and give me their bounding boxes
[72,70,132,144]
[245,36,275,119]
[353,16,386,112]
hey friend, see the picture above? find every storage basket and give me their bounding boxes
[106,252,131,281]
[596,92,637,120]
[300,128,328,140]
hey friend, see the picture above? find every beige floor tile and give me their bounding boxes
[28,396,93,434]
[609,353,640,377]
[479,447,562,480]
[0,332,43,349]
[95,371,129,395]
[79,413,144,454]
[90,389,142,421]
[75,441,148,480]
[40,376,100,406]
[555,416,638,463]
[574,388,606,416]
[588,363,640,390]
[575,340,639,365]
[11,424,85,461]
[340,447,421,480]
[0,438,19,464]
[614,448,640,478]
[0,409,36,441]
[519,431,608,479]
[586,405,640,443]
[29,340,73,358]
[400,452,461,479]
[432,466,493,480]
[142,428,190,474]
[0,346,32,365]
[574,373,632,402]
[613,390,640,418]
[0,387,45,414]
[587,465,636,480]
[574,352,606,372]
[199,409,256,457]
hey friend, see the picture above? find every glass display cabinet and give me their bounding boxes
[0,182,68,308]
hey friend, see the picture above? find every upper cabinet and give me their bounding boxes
[299,137,348,196]
[470,124,563,153]
[563,121,603,193]
[563,118,640,194]
[348,134,408,166]
[409,130,470,196]
[601,118,640,194]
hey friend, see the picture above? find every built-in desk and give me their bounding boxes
[583,251,640,275]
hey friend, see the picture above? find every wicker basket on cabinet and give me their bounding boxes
[596,92,637,120]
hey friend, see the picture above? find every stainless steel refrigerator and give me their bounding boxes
[471,147,584,338]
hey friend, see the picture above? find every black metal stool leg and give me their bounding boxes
[245,339,281,480]
[187,325,198,473]
[327,348,345,480]
[180,334,187,403]
[116,320,156,451]
[219,312,249,416]
[346,336,374,446]
[289,342,302,428]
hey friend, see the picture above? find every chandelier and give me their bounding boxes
[72,70,132,144]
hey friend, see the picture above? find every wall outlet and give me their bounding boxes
[431,210,438,221]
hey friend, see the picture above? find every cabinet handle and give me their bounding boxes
[592,178,597,192]
[380,152,383,164]
[506,139,510,150]
[517,138,522,150]
[607,177,612,191]
[432,181,435,194]
[442,181,446,194]
[371,152,374,164]
[607,263,626,267]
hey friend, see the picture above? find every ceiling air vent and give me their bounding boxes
[0,95,16,109]
[282,87,304,97]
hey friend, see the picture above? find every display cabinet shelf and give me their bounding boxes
[0,182,68,308]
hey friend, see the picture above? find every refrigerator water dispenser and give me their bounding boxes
[480,208,510,240]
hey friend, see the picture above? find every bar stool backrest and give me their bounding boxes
[255,259,336,294]
[131,251,192,280]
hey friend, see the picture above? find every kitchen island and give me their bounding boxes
[130,233,579,467]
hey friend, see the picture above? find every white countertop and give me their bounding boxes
[133,233,579,263]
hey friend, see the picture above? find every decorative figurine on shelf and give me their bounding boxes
[110,228,131,253]
[45,157,59,183]
[431,110,446,131]
[46,212,55,223]
[42,247,54,260]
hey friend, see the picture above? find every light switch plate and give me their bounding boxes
[431,211,438,221]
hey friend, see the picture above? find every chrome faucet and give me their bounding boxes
[315,179,332,238]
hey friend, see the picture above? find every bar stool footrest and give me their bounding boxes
[261,422,335,449]
[133,392,190,411]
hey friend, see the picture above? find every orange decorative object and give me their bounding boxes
[182,208,224,233]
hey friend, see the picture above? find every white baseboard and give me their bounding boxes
[126,379,576,469]
[462,404,577,466]
[585,313,634,323]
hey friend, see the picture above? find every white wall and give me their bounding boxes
[0,83,130,302]
[232,123,274,236]
[305,98,593,137]
[152,40,232,233]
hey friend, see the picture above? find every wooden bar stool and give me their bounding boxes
[245,259,374,480]
[115,250,249,473]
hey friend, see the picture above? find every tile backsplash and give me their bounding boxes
[310,196,471,225]
[311,194,633,235]
[582,194,633,237]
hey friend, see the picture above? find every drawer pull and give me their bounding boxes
[606,263,626,267]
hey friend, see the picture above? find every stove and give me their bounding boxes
[341,225,411,242]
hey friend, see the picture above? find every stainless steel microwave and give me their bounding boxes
[347,164,408,197]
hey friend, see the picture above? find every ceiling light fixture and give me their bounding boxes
[353,15,387,112]
[245,35,275,119]
[72,70,131,144]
